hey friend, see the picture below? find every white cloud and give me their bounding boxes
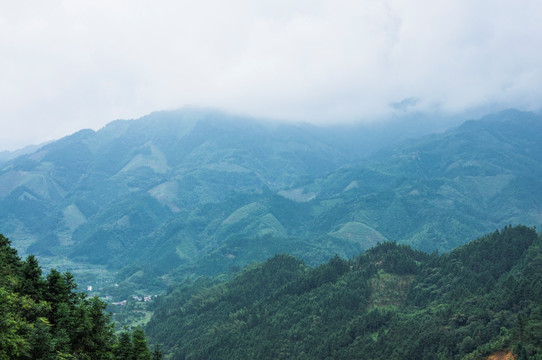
[1,0,541,149]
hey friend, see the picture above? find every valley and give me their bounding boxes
[1,108,542,357]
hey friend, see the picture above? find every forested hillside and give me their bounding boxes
[2,109,541,358]
[0,108,361,285]
[147,226,542,359]
[1,108,541,297]
[144,109,542,285]
[303,109,542,252]
[0,233,160,360]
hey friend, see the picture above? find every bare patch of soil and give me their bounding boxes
[487,350,515,360]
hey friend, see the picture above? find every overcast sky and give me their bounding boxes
[1,0,541,150]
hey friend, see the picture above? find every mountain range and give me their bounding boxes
[1,108,541,292]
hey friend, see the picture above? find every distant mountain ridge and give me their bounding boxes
[0,108,361,274]
[306,108,542,251]
[0,108,541,290]
[0,141,53,164]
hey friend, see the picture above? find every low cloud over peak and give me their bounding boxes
[1,0,542,149]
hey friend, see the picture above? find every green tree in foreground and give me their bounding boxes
[0,233,161,360]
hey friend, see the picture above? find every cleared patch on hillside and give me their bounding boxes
[329,222,387,249]
[465,175,514,200]
[18,191,38,201]
[344,180,359,192]
[253,213,287,238]
[115,215,130,228]
[119,143,169,174]
[0,170,65,199]
[367,272,415,310]
[486,351,515,360]
[222,202,265,225]
[278,187,317,202]
[63,204,87,230]
[175,238,198,260]
[219,204,287,238]
[148,181,180,212]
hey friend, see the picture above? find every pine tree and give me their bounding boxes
[151,344,164,360]
[19,255,44,300]
[132,327,152,360]
[0,233,155,359]
[115,331,134,360]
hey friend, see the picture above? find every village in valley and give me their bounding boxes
[85,285,157,329]
[110,294,155,306]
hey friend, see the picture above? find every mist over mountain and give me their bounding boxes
[4,2,542,358]
[0,108,541,291]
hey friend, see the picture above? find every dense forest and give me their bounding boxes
[0,233,161,360]
[147,225,542,359]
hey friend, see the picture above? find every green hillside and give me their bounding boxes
[306,109,542,251]
[0,108,541,296]
[140,109,542,284]
[2,108,542,358]
[0,108,358,288]
[146,225,542,359]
